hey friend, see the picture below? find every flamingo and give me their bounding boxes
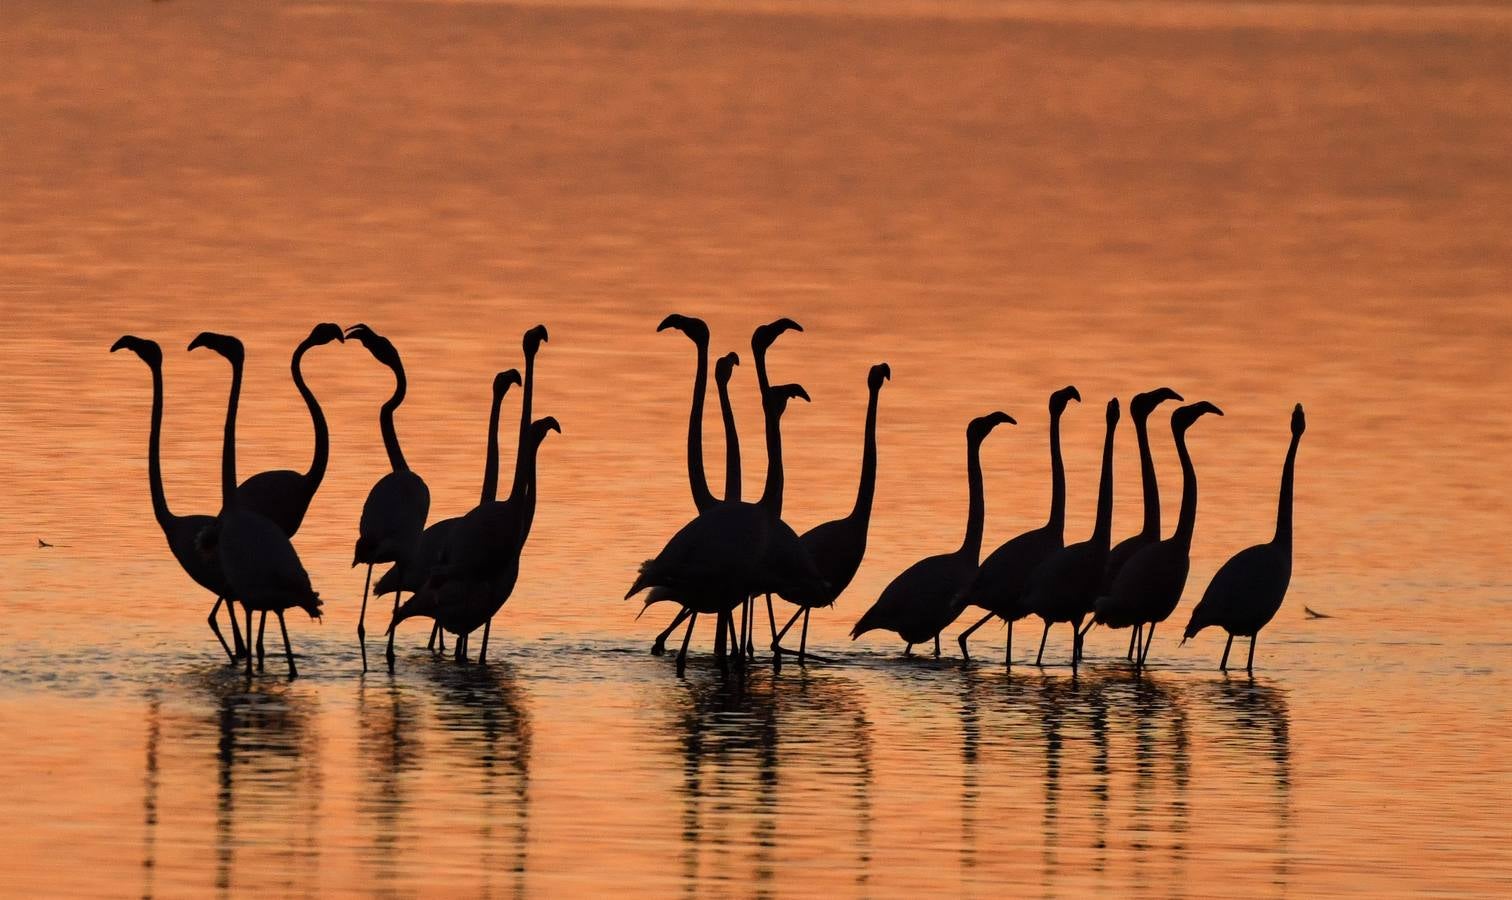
[1098,386,1183,661]
[111,335,241,660]
[1182,404,1306,673]
[953,385,1080,665]
[347,324,430,671]
[850,411,1015,657]
[388,416,561,660]
[1094,401,1223,668]
[373,369,521,653]
[1021,398,1120,673]
[189,332,323,678]
[771,362,891,663]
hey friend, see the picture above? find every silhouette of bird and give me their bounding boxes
[1022,398,1120,672]
[648,350,742,656]
[1094,401,1223,668]
[628,380,822,676]
[1304,606,1331,619]
[347,324,431,671]
[851,411,1015,657]
[230,323,344,537]
[189,332,322,678]
[389,416,560,660]
[111,335,242,661]
[374,369,521,653]
[772,362,891,662]
[658,314,719,513]
[954,386,1080,665]
[410,326,549,663]
[1183,404,1306,673]
[1099,386,1182,660]
[36,538,54,549]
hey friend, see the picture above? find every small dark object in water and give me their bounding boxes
[37,538,53,549]
[1304,606,1332,619]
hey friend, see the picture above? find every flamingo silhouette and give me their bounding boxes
[1094,401,1223,668]
[850,411,1015,657]
[410,326,549,663]
[347,324,431,672]
[1099,387,1183,660]
[953,386,1080,665]
[189,332,322,678]
[374,369,521,653]
[111,336,242,660]
[771,362,891,663]
[658,314,718,512]
[627,381,822,676]
[1021,398,1120,672]
[648,350,741,656]
[389,416,560,661]
[1182,404,1306,673]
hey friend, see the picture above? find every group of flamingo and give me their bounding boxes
[112,323,555,677]
[112,315,1305,681]
[631,316,1307,677]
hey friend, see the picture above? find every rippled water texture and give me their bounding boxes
[2,0,1510,895]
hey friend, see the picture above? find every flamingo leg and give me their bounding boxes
[455,629,467,664]
[255,613,266,672]
[436,627,445,653]
[653,609,691,656]
[765,594,780,653]
[714,611,729,673]
[934,634,941,659]
[798,610,810,662]
[357,563,372,672]
[1220,634,1234,671]
[1035,622,1050,666]
[676,612,698,677]
[479,617,491,665]
[1006,619,1014,669]
[226,598,247,658]
[1127,627,1137,660]
[1071,618,1083,671]
[957,611,996,661]
[1139,623,1157,669]
[208,597,236,662]
[773,606,804,650]
[276,611,297,679]
[904,643,913,657]
[385,590,399,668]
[243,606,254,677]
[427,622,440,652]
[1247,635,1257,674]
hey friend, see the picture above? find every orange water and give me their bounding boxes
[2,0,1510,895]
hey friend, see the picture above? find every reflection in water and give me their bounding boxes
[185,672,322,897]
[357,678,422,894]
[1208,677,1293,892]
[142,692,161,900]
[668,669,873,896]
[421,660,532,900]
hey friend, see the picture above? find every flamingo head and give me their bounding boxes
[868,363,891,392]
[187,332,244,365]
[110,335,162,368]
[1050,385,1081,415]
[715,351,740,385]
[968,411,1016,444]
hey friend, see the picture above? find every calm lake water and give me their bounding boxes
[3,0,1510,895]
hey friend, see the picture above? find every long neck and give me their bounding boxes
[145,362,173,528]
[1047,405,1066,537]
[519,437,544,544]
[1135,413,1161,537]
[1172,427,1198,547]
[718,376,741,502]
[1091,418,1116,548]
[220,355,243,509]
[379,360,409,472]
[480,386,506,503]
[519,349,539,533]
[683,341,714,510]
[758,399,785,516]
[1275,430,1301,549]
[291,341,329,487]
[851,384,881,522]
[961,438,986,559]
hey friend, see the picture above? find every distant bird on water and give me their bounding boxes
[851,411,1015,657]
[1183,404,1307,673]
